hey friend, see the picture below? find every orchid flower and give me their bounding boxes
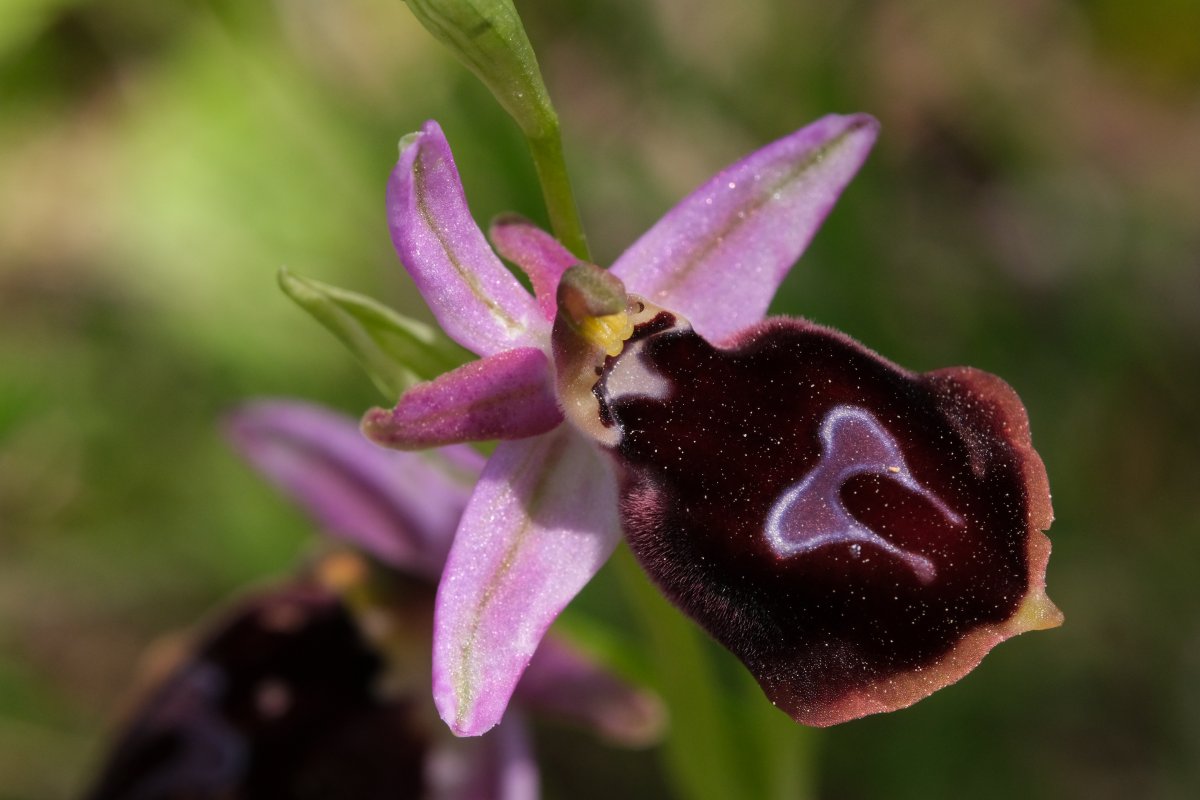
[362,117,1061,736]
[86,401,660,800]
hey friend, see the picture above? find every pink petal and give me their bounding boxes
[361,348,563,450]
[489,215,578,321]
[225,401,482,576]
[611,114,879,341]
[516,638,664,746]
[429,713,540,800]
[433,430,621,736]
[388,121,546,355]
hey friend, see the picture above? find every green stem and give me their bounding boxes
[612,546,745,800]
[528,126,590,261]
[613,545,820,800]
[738,665,820,800]
[400,0,590,261]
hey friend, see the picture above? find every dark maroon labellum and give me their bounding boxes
[597,315,1058,726]
[85,584,428,799]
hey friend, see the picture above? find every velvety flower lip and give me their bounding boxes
[589,311,1060,726]
[369,115,881,735]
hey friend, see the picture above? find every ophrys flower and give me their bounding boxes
[364,117,1060,735]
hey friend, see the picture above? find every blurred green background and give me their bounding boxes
[2,0,1199,798]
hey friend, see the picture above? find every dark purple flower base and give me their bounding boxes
[597,314,1057,725]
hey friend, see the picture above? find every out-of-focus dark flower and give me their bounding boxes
[84,581,432,800]
[84,402,661,799]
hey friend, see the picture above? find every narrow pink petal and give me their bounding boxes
[361,348,562,450]
[224,400,483,577]
[388,121,547,355]
[430,713,540,800]
[611,114,879,341]
[489,215,578,321]
[515,638,664,746]
[433,430,621,736]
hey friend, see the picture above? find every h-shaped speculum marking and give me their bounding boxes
[765,405,963,583]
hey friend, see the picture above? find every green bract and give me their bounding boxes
[405,0,554,140]
[278,267,469,400]
[402,0,589,258]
